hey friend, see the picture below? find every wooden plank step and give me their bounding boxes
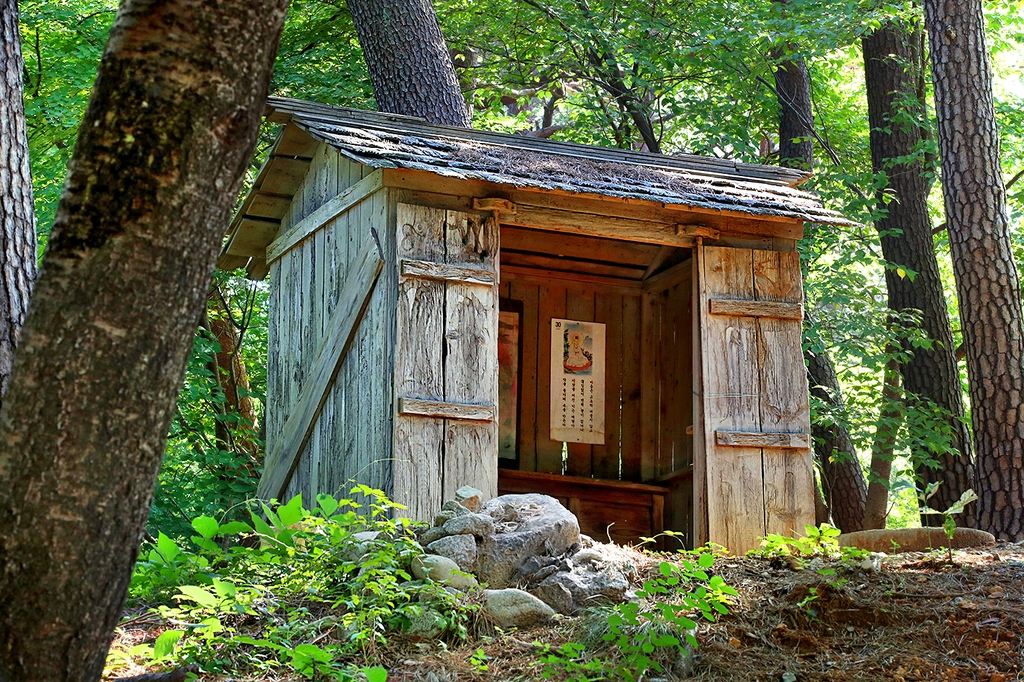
[708,298,802,320]
[715,430,810,450]
[399,259,495,286]
[398,397,495,422]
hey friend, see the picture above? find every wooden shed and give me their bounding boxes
[220,97,847,554]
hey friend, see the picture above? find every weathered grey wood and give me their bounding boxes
[392,203,447,519]
[399,259,495,285]
[699,244,765,555]
[715,430,811,449]
[708,298,802,320]
[442,210,499,502]
[753,250,813,538]
[399,397,495,421]
[267,170,384,263]
[692,249,708,547]
[257,241,384,500]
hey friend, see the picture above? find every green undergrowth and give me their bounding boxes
[112,487,471,681]
[111,489,736,682]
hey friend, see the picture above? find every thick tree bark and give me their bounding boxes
[925,0,1023,539]
[863,22,975,525]
[0,1,289,680]
[346,0,470,126]
[773,50,814,169]
[0,0,36,410]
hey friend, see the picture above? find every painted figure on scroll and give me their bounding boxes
[563,328,593,373]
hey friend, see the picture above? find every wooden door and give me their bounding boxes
[695,244,813,554]
[392,203,499,520]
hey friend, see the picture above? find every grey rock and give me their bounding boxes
[427,533,478,572]
[420,526,447,545]
[442,512,495,538]
[405,609,445,638]
[482,588,555,628]
[839,527,995,553]
[442,500,471,516]
[411,554,478,590]
[530,582,574,615]
[434,510,459,527]
[476,494,581,588]
[519,555,545,578]
[528,564,558,583]
[537,546,632,610]
[341,530,381,563]
[482,499,518,524]
[455,485,485,512]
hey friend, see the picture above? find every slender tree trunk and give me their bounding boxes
[0,0,36,410]
[806,347,868,531]
[769,17,868,530]
[863,22,975,525]
[0,1,289,679]
[346,0,470,126]
[864,357,901,529]
[205,290,258,460]
[925,0,1023,539]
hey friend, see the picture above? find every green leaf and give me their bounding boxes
[153,630,183,660]
[156,533,180,562]
[278,494,304,528]
[317,493,340,517]
[212,579,236,599]
[698,553,714,569]
[176,585,219,608]
[191,516,219,540]
[364,666,388,682]
[217,521,253,536]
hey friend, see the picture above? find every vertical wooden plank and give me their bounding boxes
[640,290,660,482]
[511,281,539,472]
[678,273,694,470]
[692,252,708,547]
[754,250,813,538]
[592,293,622,480]
[443,211,499,501]
[392,204,446,520]
[536,284,566,474]
[620,295,642,481]
[564,291,595,477]
[369,189,393,496]
[701,245,764,554]
[265,259,283,471]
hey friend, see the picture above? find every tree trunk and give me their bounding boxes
[864,357,901,530]
[0,0,36,410]
[346,0,470,127]
[0,1,289,679]
[863,21,975,525]
[925,0,1023,539]
[806,346,868,532]
[205,290,259,461]
[769,17,868,531]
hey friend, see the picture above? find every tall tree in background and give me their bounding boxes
[346,0,470,126]
[771,11,868,531]
[862,20,975,525]
[0,0,290,679]
[0,0,36,410]
[924,0,1024,539]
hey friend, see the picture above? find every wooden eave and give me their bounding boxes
[220,103,851,280]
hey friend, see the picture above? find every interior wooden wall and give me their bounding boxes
[268,144,395,505]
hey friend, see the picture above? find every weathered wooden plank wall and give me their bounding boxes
[392,204,499,520]
[266,145,395,506]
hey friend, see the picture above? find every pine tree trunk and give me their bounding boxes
[863,22,976,525]
[346,0,470,127]
[0,0,37,410]
[0,1,289,679]
[925,0,1023,539]
[205,291,259,461]
[770,22,868,530]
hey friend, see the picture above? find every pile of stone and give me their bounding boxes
[410,485,638,628]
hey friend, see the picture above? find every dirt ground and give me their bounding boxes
[110,542,1024,681]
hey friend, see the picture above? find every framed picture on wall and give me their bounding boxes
[498,300,523,463]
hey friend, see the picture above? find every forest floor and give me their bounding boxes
[109,542,1024,682]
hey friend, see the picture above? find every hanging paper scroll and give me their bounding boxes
[550,318,606,444]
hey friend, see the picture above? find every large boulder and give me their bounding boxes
[475,494,581,588]
[533,543,637,612]
[482,588,555,628]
